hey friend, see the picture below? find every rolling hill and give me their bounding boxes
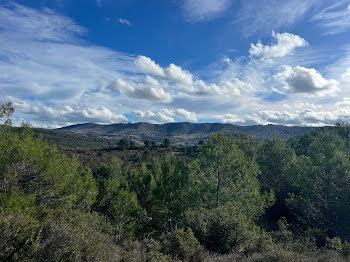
[56,122,321,145]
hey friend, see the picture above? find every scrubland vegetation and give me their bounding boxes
[1,103,350,261]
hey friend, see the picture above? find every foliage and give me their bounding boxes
[94,157,145,238]
[0,127,98,212]
[162,138,171,147]
[0,101,14,126]
[118,138,130,150]
[2,117,350,261]
[186,206,260,254]
[257,137,296,228]
[160,228,207,261]
[127,156,193,235]
[287,132,350,240]
[191,133,273,218]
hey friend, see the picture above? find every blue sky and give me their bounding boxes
[1,0,350,127]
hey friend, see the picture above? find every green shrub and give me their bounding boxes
[0,210,41,261]
[186,207,259,254]
[160,228,207,261]
[326,237,342,252]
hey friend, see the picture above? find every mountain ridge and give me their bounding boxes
[56,122,323,144]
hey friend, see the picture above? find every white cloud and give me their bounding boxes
[110,76,172,102]
[276,66,340,96]
[119,18,131,26]
[133,110,175,123]
[165,64,193,85]
[312,0,350,35]
[342,68,350,83]
[175,109,197,121]
[249,32,308,58]
[336,97,350,107]
[135,56,193,85]
[181,78,249,97]
[0,3,86,42]
[182,0,231,23]
[135,56,253,98]
[0,3,136,105]
[219,113,245,124]
[162,108,198,121]
[133,108,197,123]
[236,0,316,36]
[135,56,166,77]
[10,97,128,128]
[217,107,350,127]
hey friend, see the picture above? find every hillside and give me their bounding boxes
[57,122,321,144]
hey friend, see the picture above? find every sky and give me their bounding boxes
[1,0,350,128]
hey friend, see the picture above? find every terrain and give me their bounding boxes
[56,122,320,144]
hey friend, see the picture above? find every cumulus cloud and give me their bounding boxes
[249,32,308,58]
[110,76,172,102]
[165,64,193,85]
[179,79,245,97]
[336,97,350,107]
[251,109,350,126]
[10,97,128,128]
[165,64,192,85]
[218,107,350,127]
[342,68,350,83]
[135,55,253,97]
[219,113,245,124]
[162,108,198,121]
[135,56,166,77]
[276,66,340,96]
[135,56,193,85]
[119,18,131,26]
[132,110,175,123]
[182,0,231,22]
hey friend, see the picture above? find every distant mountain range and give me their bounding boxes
[57,122,322,145]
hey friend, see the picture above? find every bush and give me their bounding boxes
[0,210,41,261]
[34,211,110,262]
[118,239,172,262]
[160,228,207,261]
[326,237,342,252]
[186,207,259,254]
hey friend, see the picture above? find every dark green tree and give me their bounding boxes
[257,137,296,227]
[127,157,193,234]
[191,133,272,217]
[162,138,171,148]
[287,132,350,240]
[118,138,130,149]
[94,157,145,237]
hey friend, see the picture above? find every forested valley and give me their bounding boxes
[1,103,350,262]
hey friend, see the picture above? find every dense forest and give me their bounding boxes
[1,103,350,261]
